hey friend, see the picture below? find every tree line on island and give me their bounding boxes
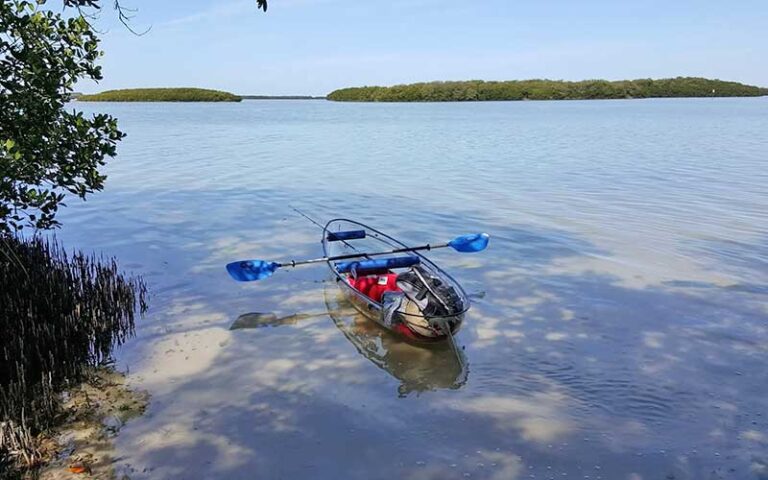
[78,87,243,102]
[327,77,768,102]
[76,89,330,102]
[75,78,767,103]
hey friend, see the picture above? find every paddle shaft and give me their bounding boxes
[276,242,450,268]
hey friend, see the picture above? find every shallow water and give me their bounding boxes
[55,98,768,479]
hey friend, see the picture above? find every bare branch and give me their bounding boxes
[62,0,270,37]
[64,0,269,13]
[60,0,268,37]
[63,0,101,9]
[113,1,151,36]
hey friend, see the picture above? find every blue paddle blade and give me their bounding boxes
[226,260,280,281]
[449,233,490,253]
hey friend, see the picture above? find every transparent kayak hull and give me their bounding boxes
[322,219,470,343]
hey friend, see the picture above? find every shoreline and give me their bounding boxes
[324,95,768,104]
[5,367,148,480]
[70,96,768,105]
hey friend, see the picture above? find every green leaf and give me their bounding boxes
[0,0,123,232]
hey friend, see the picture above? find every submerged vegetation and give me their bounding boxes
[327,77,768,102]
[78,88,242,102]
[0,235,147,474]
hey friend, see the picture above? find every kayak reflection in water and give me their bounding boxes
[324,286,468,397]
[230,287,469,397]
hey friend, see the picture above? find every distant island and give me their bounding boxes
[327,77,768,102]
[78,88,242,102]
[240,95,326,100]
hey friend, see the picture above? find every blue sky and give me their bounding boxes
[82,0,768,95]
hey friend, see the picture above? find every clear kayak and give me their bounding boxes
[322,219,471,343]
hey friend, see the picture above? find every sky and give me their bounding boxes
[79,0,768,96]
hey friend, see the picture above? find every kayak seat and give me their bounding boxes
[349,273,401,303]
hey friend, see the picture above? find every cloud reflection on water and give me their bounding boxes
[53,98,768,479]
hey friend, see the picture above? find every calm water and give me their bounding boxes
[57,99,768,479]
